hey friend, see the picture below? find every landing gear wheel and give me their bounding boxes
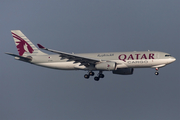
[99,74,104,78]
[155,72,159,75]
[84,74,90,79]
[89,71,95,76]
[94,77,100,81]
[155,68,159,76]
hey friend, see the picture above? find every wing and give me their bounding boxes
[37,44,100,66]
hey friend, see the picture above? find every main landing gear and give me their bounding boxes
[84,71,105,81]
[155,68,159,75]
[94,71,104,81]
[84,71,94,79]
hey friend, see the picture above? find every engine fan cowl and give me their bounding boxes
[95,62,116,71]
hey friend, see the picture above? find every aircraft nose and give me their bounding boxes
[173,57,176,62]
[171,57,176,62]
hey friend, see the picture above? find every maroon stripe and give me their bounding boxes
[12,32,25,41]
[13,36,24,41]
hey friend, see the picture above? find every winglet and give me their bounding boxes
[37,44,45,49]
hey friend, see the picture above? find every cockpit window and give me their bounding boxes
[165,55,171,57]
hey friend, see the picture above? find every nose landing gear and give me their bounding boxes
[155,68,159,75]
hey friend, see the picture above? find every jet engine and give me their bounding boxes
[112,68,134,75]
[95,62,116,71]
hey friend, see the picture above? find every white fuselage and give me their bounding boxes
[30,51,176,70]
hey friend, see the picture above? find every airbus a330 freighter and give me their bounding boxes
[6,30,176,81]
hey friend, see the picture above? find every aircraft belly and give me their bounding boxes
[36,62,75,70]
[150,59,169,67]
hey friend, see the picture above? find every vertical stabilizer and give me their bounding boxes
[11,30,47,56]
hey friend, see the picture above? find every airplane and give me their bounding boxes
[6,30,176,81]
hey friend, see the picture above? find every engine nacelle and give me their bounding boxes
[95,62,116,71]
[112,68,134,75]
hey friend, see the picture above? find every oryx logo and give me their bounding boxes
[107,64,110,67]
[12,32,34,56]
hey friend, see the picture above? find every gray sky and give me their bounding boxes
[1,0,179,120]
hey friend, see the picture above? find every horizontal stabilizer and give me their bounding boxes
[5,52,32,61]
